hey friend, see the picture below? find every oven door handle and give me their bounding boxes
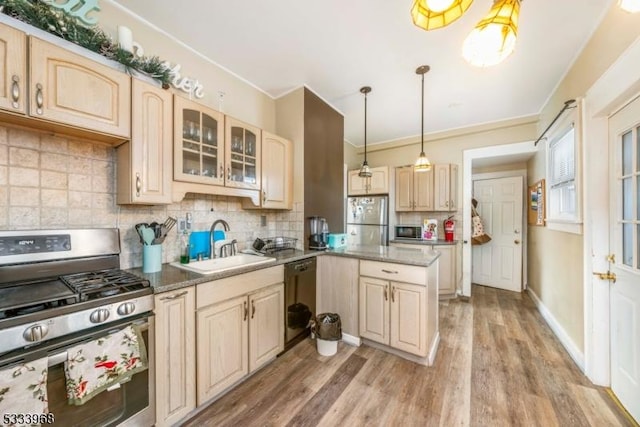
[1,313,152,369]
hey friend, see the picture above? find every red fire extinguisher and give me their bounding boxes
[444,216,455,241]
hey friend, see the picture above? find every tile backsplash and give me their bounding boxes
[0,126,303,269]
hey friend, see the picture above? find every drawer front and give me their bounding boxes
[197,265,284,309]
[360,260,426,285]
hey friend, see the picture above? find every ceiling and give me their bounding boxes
[113,0,612,147]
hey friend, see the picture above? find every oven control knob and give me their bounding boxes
[117,302,136,316]
[23,324,49,342]
[90,308,110,324]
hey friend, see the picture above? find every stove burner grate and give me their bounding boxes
[61,269,150,301]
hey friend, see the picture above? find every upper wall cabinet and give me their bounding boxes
[434,164,458,211]
[173,95,225,186]
[244,131,293,210]
[348,166,389,195]
[116,79,173,205]
[395,165,434,212]
[29,37,131,138]
[0,24,26,115]
[225,116,261,191]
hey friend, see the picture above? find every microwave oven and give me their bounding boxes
[395,225,423,240]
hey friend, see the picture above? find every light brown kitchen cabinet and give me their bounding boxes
[173,95,225,186]
[248,284,284,371]
[29,37,131,138]
[225,116,261,191]
[395,165,434,211]
[359,275,428,357]
[116,79,172,205]
[359,260,431,358]
[390,242,459,297]
[434,164,458,211]
[0,23,26,115]
[348,166,389,195]
[196,266,284,404]
[154,287,196,427]
[196,294,248,404]
[243,131,293,209]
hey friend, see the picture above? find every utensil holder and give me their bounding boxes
[143,244,162,273]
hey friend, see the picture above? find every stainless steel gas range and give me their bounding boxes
[0,229,155,427]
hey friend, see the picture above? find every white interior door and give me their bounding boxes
[472,176,523,292]
[608,96,640,422]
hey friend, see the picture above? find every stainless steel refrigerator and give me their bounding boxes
[346,195,389,246]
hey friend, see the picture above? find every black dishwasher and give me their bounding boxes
[283,257,316,351]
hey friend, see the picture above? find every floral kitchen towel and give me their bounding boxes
[64,325,148,405]
[0,358,49,426]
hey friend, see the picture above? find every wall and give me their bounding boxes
[527,4,640,354]
[99,1,276,132]
[353,119,538,241]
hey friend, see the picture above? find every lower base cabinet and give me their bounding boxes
[154,287,196,427]
[390,242,459,297]
[359,276,428,357]
[196,282,284,404]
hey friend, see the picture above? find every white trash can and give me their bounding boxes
[317,338,338,356]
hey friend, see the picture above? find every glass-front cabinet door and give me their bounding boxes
[174,96,224,186]
[225,117,261,190]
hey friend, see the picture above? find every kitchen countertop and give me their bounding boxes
[390,239,458,246]
[326,245,440,266]
[128,249,321,294]
[131,245,439,294]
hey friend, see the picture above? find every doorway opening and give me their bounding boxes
[461,141,537,297]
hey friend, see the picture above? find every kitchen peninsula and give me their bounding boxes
[135,246,440,427]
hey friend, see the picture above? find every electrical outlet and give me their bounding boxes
[178,218,186,232]
[260,215,267,227]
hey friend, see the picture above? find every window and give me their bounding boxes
[546,100,582,233]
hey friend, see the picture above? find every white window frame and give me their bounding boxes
[545,98,583,234]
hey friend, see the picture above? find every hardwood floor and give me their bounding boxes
[183,285,635,427]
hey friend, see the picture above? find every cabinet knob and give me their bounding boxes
[244,301,248,321]
[11,75,20,109]
[135,173,141,197]
[35,83,44,115]
[383,285,388,301]
[251,300,256,319]
[391,286,395,303]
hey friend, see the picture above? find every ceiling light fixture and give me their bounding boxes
[462,0,521,67]
[358,86,373,178]
[411,0,474,31]
[414,65,432,172]
[619,0,640,13]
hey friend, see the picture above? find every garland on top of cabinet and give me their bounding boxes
[0,0,173,88]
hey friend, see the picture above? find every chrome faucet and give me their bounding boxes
[210,219,230,258]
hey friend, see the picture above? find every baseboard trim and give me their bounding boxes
[527,288,585,372]
[342,333,361,347]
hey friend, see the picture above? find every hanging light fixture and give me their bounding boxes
[619,0,640,13]
[358,86,373,178]
[414,65,432,172]
[462,0,521,67]
[411,0,474,31]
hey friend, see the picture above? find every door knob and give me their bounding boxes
[514,239,520,244]
[593,271,616,283]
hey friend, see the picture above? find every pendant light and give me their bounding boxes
[414,66,432,172]
[358,86,373,178]
[411,0,474,31]
[462,0,521,67]
[619,0,640,13]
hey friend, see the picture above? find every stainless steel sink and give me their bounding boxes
[170,254,276,275]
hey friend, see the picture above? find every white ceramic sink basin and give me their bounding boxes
[170,254,276,275]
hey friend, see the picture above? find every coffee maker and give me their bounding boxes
[308,216,329,250]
